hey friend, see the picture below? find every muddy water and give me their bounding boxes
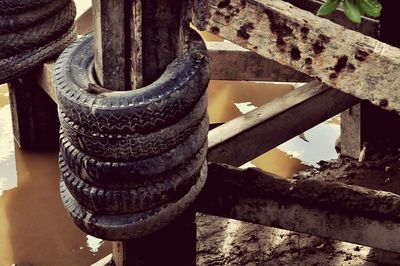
[0,4,340,263]
[0,78,340,265]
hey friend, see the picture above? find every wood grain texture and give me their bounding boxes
[193,0,400,112]
[208,81,359,166]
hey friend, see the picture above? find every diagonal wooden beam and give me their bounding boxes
[208,80,359,166]
[197,162,400,253]
[284,0,379,38]
[192,0,400,113]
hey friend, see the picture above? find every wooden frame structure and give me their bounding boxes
[6,0,400,265]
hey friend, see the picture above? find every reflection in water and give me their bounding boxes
[86,235,104,255]
[278,119,340,167]
[0,84,17,196]
[0,52,340,265]
[0,85,111,265]
[0,79,342,264]
[207,80,340,176]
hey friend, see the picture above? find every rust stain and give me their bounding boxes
[264,8,293,48]
[300,26,310,40]
[210,26,220,34]
[290,46,301,61]
[355,49,370,61]
[237,22,254,40]
[334,56,348,73]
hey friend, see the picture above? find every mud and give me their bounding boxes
[194,140,400,265]
[196,213,400,265]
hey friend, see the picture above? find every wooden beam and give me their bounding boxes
[284,0,379,38]
[339,1,400,159]
[8,77,59,150]
[92,1,195,265]
[197,162,400,253]
[193,0,400,112]
[93,0,131,90]
[208,80,359,166]
[35,41,310,101]
[208,41,310,81]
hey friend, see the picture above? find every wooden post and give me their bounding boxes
[340,1,400,158]
[92,0,195,265]
[8,76,59,150]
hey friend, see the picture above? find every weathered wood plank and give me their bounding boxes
[208,41,310,81]
[193,0,400,112]
[96,1,195,265]
[35,41,310,99]
[8,77,59,150]
[93,0,130,90]
[198,162,400,253]
[284,0,379,38]
[340,102,364,158]
[340,0,400,159]
[208,80,359,166]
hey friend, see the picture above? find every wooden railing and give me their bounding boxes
[7,0,400,264]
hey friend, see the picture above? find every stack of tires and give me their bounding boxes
[54,30,210,240]
[0,0,77,84]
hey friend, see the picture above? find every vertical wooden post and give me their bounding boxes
[92,0,195,265]
[340,102,366,158]
[8,77,59,150]
[340,3,400,158]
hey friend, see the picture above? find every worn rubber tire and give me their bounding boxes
[60,93,207,161]
[54,29,210,135]
[0,24,76,85]
[0,0,52,14]
[60,163,207,240]
[0,0,70,34]
[0,0,76,59]
[59,116,208,189]
[60,147,206,214]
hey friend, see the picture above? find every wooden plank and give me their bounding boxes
[284,0,379,38]
[139,0,190,86]
[193,0,400,112]
[197,162,400,253]
[208,41,310,81]
[35,42,310,100]
[340,102,364,158]
[340,0,400,159]
[93,0,129,90]
[8,77,59,150]
[93,1,195,265]
[208,80,359,166]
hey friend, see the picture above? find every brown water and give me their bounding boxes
[0,1,340,263]
[0,79,340,265]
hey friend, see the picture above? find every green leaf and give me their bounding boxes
[358,0,382,17]
[317,0,342,16]
[343,0,362,23]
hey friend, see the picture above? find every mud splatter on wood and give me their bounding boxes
[195,0,400,113]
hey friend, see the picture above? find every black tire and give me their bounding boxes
[54,29,210,135]
[60,162,207,240]
[0,0,70,34]
[0,0,76,59]
[60,93,208,161]
[60,149,206,214]
[0,24,76,85]
[59,116,209,189]
[0,0,52,14]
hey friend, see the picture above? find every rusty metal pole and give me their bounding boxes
[92,0,195,265]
